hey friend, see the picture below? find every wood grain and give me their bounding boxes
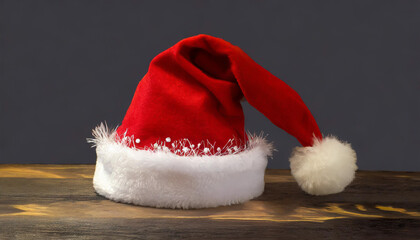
[0,165,419,239]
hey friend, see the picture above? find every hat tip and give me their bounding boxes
[289,136,358,195]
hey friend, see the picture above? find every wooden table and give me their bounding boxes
[0,165,419,239]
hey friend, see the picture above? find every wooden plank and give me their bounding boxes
[0,165,419,239]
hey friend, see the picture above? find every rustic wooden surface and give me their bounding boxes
[0,165,419,239]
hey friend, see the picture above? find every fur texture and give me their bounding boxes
[89,123,273,209]
[289,136,357,195]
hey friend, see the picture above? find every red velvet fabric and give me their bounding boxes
[116,34,322,153]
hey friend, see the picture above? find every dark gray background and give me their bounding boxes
[1,0,419,171]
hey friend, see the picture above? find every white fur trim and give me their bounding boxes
[89,124,273,209]
[289,136,357,196]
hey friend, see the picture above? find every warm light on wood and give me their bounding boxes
[0,164,419,238]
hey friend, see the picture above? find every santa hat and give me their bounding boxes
[89,34,357,209]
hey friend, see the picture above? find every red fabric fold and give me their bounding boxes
[117,34,322,152]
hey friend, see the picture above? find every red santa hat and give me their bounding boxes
[89,34,357,209]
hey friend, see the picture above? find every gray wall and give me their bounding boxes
[1,0,419,171]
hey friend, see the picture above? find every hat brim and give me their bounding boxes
[90,125,273,209]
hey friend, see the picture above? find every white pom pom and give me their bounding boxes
[289,136,357,195]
